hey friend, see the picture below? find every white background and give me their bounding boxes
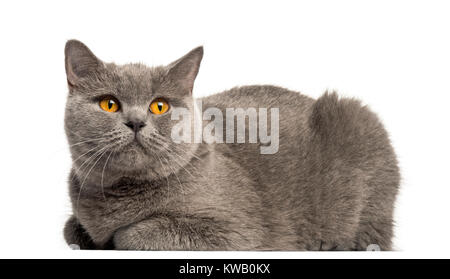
[0,0,449,259]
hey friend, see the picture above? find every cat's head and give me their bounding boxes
[64,40,202,184]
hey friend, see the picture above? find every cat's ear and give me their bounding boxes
[166,46,203,95]
[64,40,104,88]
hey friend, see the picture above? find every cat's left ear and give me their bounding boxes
[166,46,203,95]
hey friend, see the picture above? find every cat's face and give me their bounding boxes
[64,40,202,183]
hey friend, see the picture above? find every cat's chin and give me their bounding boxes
[111,142,157,172]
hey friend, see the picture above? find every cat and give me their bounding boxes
[63,40,400,250]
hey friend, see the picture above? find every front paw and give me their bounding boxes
[64,216,97,250]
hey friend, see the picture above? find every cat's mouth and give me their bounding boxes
[124,136,155,156]
[116,134,158,165]
[128,137,145,150]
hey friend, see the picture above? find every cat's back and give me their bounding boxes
[201,85,314,111]
[200,84,314,167]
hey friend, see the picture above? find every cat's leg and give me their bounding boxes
[318,180,395,252]
[64,215,114,250]
[113,216,254,250]
[353,218,394,251]
[353,197,396,251]
[353,171,399,251]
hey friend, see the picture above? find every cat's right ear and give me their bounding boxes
[64,40,103,88]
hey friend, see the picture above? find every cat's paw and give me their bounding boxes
[64,216,97,250]
[68,243,81,250]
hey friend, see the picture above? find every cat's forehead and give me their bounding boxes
[101,63,168,104]
[112,64,154,90]
[113,63,155,78]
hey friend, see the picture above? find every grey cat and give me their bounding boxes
[63,40,400,250]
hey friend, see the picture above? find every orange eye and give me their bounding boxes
[99,97,120,113]
[149,98,169,115]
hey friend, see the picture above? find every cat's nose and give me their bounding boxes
[124,121,146,133]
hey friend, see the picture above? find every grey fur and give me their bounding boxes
[63,40,400,250]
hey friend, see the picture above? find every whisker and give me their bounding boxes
[162,155,187,231]
[71,145,104,165]
[151,131,203,161]
[101,149,114,206]
[68,137,109,148]
[66,129,107,140]
[148,136,206,179]
[154,152,171,206]
[71,144,112,182]
[149,132,200,162]
[76,146,111,217]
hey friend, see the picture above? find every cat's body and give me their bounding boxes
[64,40,399,250]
